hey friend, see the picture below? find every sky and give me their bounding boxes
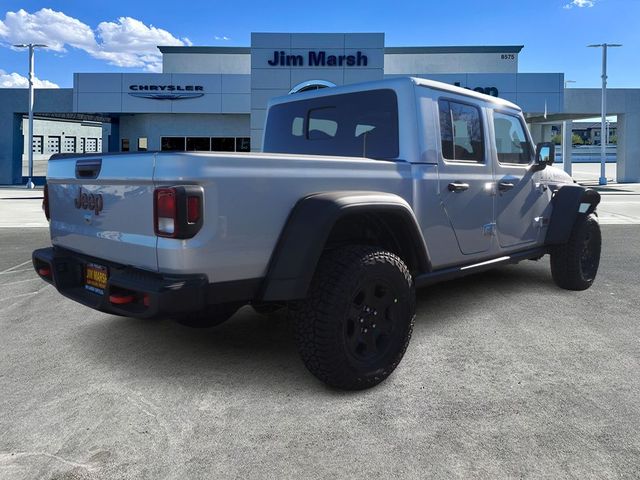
[0,0,638,89]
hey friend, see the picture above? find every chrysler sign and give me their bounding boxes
[128,84,204,100]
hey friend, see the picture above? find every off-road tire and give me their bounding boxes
[290,246,415,390]
[550,213,601,291]
[174,302,240,328]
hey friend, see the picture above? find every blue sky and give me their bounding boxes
[0,0,638,88]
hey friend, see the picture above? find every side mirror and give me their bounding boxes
[533,142,555,171]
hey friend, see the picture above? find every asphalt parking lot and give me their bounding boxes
[1,193,639,478]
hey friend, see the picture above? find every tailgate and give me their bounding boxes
[47,153,158,272]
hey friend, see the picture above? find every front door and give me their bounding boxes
[491,111,548,248]
[437,98,494,255]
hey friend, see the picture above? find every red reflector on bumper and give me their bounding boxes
[109,293,136,305]
[38,267,51,276]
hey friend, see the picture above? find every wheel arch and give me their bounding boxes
[259,191,431,301]
[545,185,601,245]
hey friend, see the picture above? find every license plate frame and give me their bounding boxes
[85,262,108,295]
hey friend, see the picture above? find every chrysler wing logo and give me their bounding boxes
[128,92,204,100]
[128,85,204,101]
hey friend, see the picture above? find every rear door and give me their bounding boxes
[436,98,494,255]
[47,153,158,271]
[491,110,547,248]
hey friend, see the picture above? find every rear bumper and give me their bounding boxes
[32,247,209,319]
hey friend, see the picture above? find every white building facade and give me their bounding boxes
[0,32,638,184]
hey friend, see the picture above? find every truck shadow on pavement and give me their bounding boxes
[75,261,557,391]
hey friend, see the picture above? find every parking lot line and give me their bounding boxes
[0,260,33,274]
[0,268,33,275]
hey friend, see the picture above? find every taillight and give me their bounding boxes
[154,186,203,238]
[42,183,50,221]
[154,188,177,236]
[187,196,200,224]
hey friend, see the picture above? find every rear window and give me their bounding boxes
[263,89,399,159]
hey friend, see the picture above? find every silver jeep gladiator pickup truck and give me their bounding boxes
[33,77,601,390]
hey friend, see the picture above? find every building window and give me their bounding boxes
[86,138,98,153]
[160,136,250,152]
[47,136,60,154]
[236,137,251,152]
[138,137,148,151]
[98,138,103,152]
[121,138,130,152]
[161,137,186,151]
[63,136,76,153]
[80,138,85,153]
[186,137,211,151]
[211,137,235,152]
[32,135,43,154]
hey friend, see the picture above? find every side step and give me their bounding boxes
[415,247,546,288]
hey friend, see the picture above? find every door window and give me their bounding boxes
[493,112,532,165]
[438,99,484,163]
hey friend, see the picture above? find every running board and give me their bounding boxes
[415,247,546,288]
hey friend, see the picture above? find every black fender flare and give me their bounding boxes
[545,185,601,245]
[260,191,431,301]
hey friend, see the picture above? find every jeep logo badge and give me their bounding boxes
[74,188,103,215]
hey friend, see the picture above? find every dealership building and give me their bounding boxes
[1,32,639,184]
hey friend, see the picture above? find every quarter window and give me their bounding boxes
[438,99,484,163]
[493,112,532,165]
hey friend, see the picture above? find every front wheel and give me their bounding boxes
[290,246,415,390]
[550,213,601,291]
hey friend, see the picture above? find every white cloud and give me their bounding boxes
[0,69,59,88]
[214,35,231,41]
[564,0,596,9]
[0,8,190,71]
[0,8,96,52]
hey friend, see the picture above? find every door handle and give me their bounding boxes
[498,181,515,192]
[448,182,470,192]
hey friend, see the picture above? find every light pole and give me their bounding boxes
[562,80,576,175]
[13,43,48,189]
[588,43,622,186]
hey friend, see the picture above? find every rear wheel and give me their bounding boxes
[174,302,240,328]
[550,213,601,291]
[290,246,415,390]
